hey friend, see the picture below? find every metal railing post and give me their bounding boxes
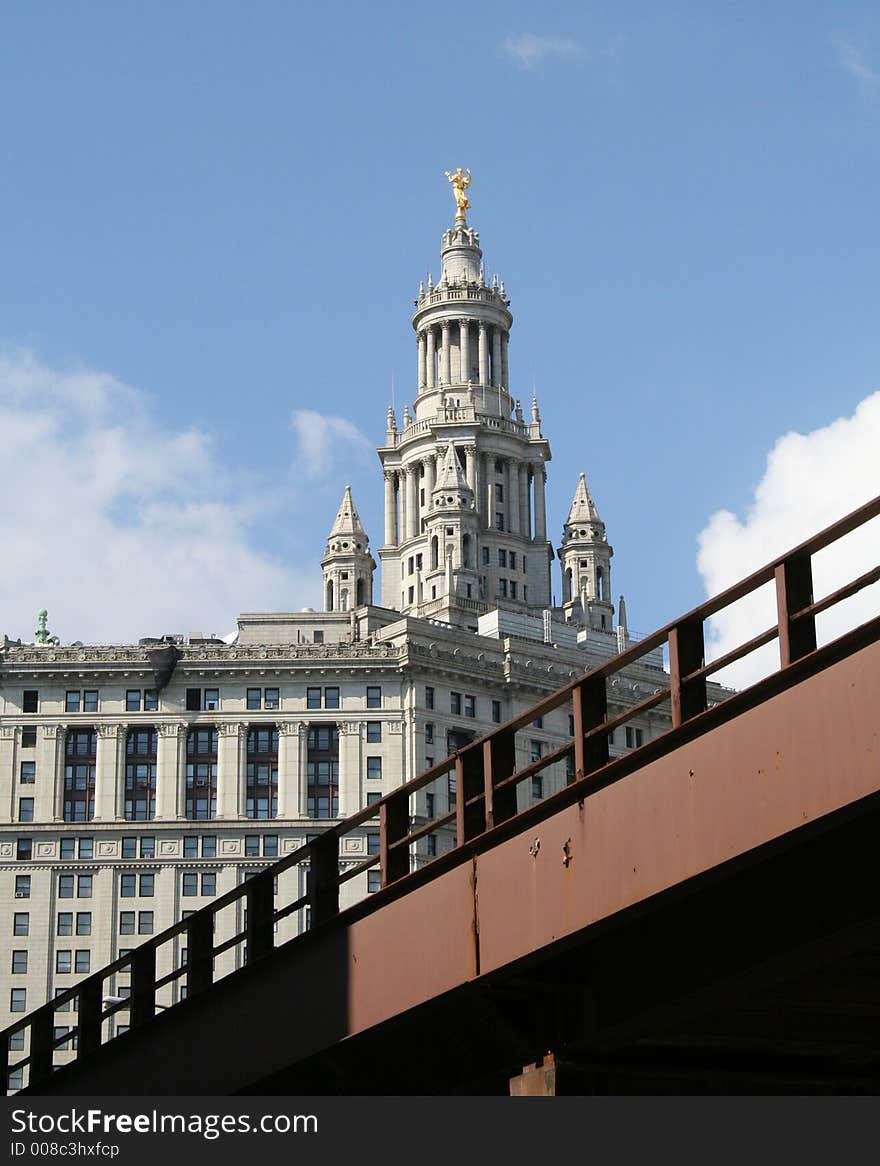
[28,1003,55,1089]
[484,731,518,829]
[380,789,410,887]
[307,831,340,927]
[245,871,275,963]
[76,976,103,1059]
[186,911,215,998]
[669,615,708,728]
[130,946,156,1029]
[776,553,817,667]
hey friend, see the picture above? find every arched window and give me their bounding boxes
[340,590,349,612]
[431,536,439,570]
[596,567,605,602]
[356,578,365,606]
[462,533,471,568]
[565,567,573,602]
[326,580,334,612]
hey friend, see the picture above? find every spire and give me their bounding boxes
[434,443,471,496]
[567,472,603,526]
[328,486,368,540]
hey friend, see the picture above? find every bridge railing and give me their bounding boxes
[4,493,880,1093]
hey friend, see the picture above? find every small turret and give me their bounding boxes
[321,487,376,612]
[557,473,614,632]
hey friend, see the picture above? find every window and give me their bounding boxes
[139,873,154,896]
[366,757,382,780]
[313,631,324,645]
[204,689,219,711]
[18,798,34,822]
[533,715,544,729]
[425,722,434,744]
[425,793,435,818]
[497,548,507,567]
[447,772,457,808]
[14,913,30,936]
[510,581,518,599]
[182,873,199,896]
[56,950,72,973]
[245,835,260,856]
[75,950,90,974]
[425,756,434,769]
[367,870,381,893]
[66,690,98,713]
[366,792,381,806]
[54,987,76,1012]
[23,689,38,713]
[366,721,382,743]
[324,687,340,709]
[185,688,202,711]
[366,832,380,855]
[509,551,517,570]
[186,728,218,821]
[183,836,198,858]
[10,988,27,1012]
[450,692,462,715]
[144,690,158,711]
[22,725,37,748]
[120,874,136,897]
[11,950,28,973]
[79,838,93,860]
[246,726,279,820]
[138,911,154,934]
[307,687,321,709]
[247,688,262,710]
[532,775,544,800]
[61,837,75,859]
[17,838,33,860]
[8,1029,25,1051]
[492,700,502,724]
[122,838,137,859]
[464,694,475,718]
[530,739,544,763]
[263,835,278,858]
[497,578,508,598]
[65,729,97,822]
[495,513,505,531]
[78,874,92,897]
[366,686,381,708]
[425,686,434,710]
[201,872,216,896]
[126,690,141,712]
[57,912,73,935]
[426,835,437,857]
[76,912,91,936]
[307,724,340,819]
[119,912,135,934]
[19,761,35,784]
[15,875,30,898]
[59,875,75,898]
[201,835,216,858]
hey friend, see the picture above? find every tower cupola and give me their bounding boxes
[557,473,614,631]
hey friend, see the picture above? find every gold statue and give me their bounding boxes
[445,167,471,221]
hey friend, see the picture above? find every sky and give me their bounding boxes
[1,1,878,680]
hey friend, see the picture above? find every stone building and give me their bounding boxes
[1,186,680,1086]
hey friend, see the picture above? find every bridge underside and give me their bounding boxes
[36,634,880,1095]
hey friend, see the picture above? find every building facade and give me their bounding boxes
[1,186,680,1085]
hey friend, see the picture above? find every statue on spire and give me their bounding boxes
[445,167,471,222]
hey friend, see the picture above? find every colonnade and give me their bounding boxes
[383,453,547,547]
[417,320,509,390]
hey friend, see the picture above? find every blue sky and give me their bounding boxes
[1,1,878,651]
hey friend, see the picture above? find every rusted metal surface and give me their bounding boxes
[346,860,477,1034]
[475,638,880,975]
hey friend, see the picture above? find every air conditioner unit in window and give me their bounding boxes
[196,777,208,786]
[15,891,27,898]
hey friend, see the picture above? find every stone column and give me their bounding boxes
[277,721,303,819]
[337,722,361,818]
[405,465,418,541]
[501,331,510,390]
[472,448,482,522]
[424,453,436,501]
[440,320,451,385]
[509,460,521,535]
[459,319,470,385]
[464,445,476,494]
[520,466,531,539]
[93,723,121,821]
[417,331,427,390]
[155,722,184,820]
[216,723,243,819]
[492,328,502,388]
[426,327,436,389]
[383,471,398,546]
[478,323,488,385]
[0,727,14,823]
[534,464,547,541]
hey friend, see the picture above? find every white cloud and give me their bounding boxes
[0,350,320,645]
[500,33,583,71]
[697,391,880,688]
[290,408,373,479]
[833,33,879,92]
